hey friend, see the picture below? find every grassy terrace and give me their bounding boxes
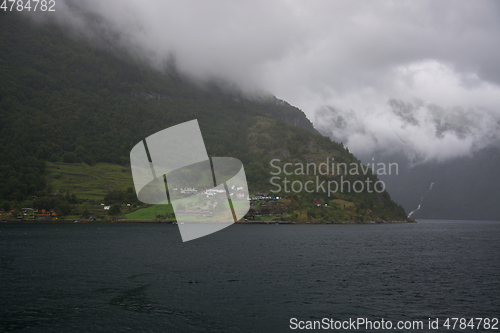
[46,162,135,200]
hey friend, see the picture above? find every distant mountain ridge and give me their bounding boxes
[377,147,500,220]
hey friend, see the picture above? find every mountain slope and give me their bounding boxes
[0,13,408,222]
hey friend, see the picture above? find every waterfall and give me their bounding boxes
[408,202,422,218]
[408,182,435,218]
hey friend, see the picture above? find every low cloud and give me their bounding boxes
[315,98,500,163]
[314,60,500,163]
[26,0,500,162]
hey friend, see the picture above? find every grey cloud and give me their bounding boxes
[26,0,500,162]
[315,99,500,163]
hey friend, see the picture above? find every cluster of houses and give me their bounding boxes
[173,186,248,200]
[0,208,57,220]
[167,189,283,203]
[167,191,289,221]
[244,192,288,220]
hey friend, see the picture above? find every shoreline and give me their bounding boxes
[1,219,416,224]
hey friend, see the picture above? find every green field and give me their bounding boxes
[46,162,135,200]
[125,204,174,220]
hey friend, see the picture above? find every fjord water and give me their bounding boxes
[0,220,498,332]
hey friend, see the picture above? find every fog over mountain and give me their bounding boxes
[315,99,500,164]
[27,0,500,162]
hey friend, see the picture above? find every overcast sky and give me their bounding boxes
[39,0,500,163]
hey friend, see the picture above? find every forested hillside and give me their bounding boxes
[0,12,408,221]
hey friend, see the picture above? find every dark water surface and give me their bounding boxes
[0,220,498,332]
